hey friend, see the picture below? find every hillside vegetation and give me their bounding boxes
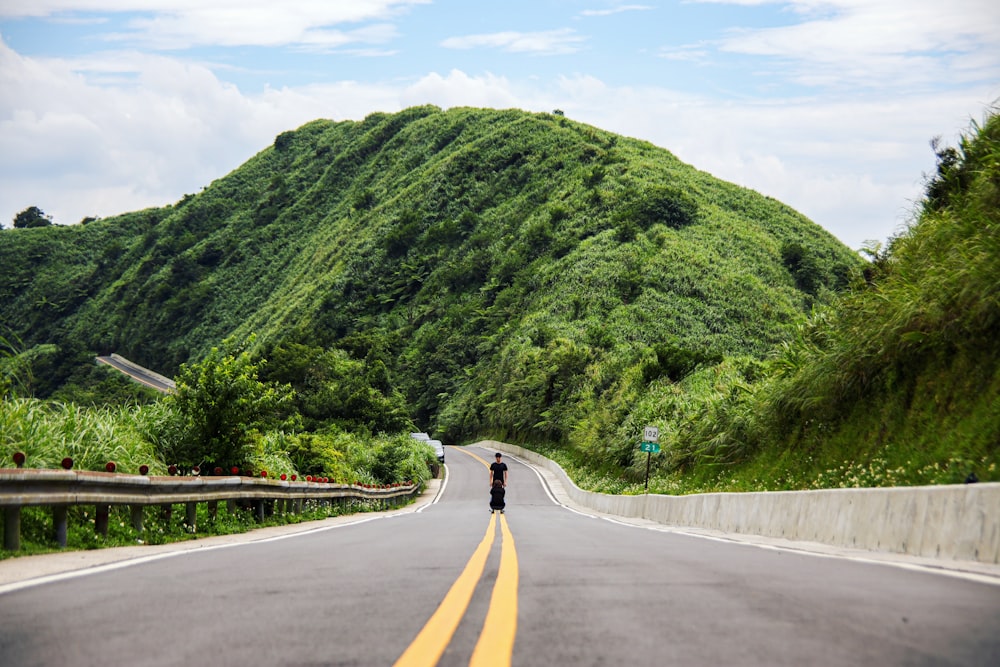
[608,108,999,493]
[2,105,995,493]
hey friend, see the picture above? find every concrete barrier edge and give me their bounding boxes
[480,441,1000,565]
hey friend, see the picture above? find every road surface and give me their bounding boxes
[96,355,175,393]
[1,445,998,666]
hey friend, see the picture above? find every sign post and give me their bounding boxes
[640,426,660,492]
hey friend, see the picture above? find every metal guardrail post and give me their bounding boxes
[0,471,421,551]
[185,502,197,530]
[95,504,110,537]
[130,505,144,533]
[4,507,20,551]
[53,505,68,548]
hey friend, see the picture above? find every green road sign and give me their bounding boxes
[639,442,660,453]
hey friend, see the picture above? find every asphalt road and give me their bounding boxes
[95,355,175,393]
[1,445,999,666]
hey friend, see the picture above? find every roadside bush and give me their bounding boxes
[368,433,436,485]
[285,430,355,481]
[158,335,295,472]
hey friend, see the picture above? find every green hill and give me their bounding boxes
[2,105,884,485]
[1,107,855,422]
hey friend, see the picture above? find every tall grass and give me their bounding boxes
[0,397,165,473]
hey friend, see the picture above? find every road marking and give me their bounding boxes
[393,512,497,667]
[460,448,491,468]
[395,446,521,666]
[417,456,448,512]
[646,526,1000,587]
[470,512,519,667]
[459,447,519,666]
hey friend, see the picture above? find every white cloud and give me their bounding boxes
[0,1,429,49]
[700,0,1000,89]
[441,29,587,55]
[580,5,654,17]
[658,44,712,63]
[403,70,524,109]
[0,36,403,226]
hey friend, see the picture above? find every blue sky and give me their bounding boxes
[1,1,997,251]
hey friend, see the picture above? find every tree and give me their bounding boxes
[13,206,53,228]
[263,342,412,433]
[0,333,58,398]
[162,335,295,471]
[781,241,822,295]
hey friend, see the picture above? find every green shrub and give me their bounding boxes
[159,335,294,472]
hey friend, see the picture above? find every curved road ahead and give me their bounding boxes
[1,445,998,666]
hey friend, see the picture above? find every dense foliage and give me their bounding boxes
[0,393,436,487]
[758,110,1000,484]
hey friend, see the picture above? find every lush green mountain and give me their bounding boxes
[2,106,859,459]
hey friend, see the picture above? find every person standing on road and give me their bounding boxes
[489,452,508,489]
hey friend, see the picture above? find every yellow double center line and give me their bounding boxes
[393,449,519,667]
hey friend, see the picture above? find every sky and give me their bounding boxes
[0,1,997,252]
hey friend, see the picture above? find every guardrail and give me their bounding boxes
[0,469,420,551]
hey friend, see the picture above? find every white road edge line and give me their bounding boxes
[507,451,1000,587]
[416,458,448,513]
[0,508,411,596]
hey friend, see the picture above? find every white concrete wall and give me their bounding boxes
[483,441,1000,564]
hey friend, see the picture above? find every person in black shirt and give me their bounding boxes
[489,452,508,488]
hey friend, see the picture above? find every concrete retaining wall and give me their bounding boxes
[484,441,1000,564]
